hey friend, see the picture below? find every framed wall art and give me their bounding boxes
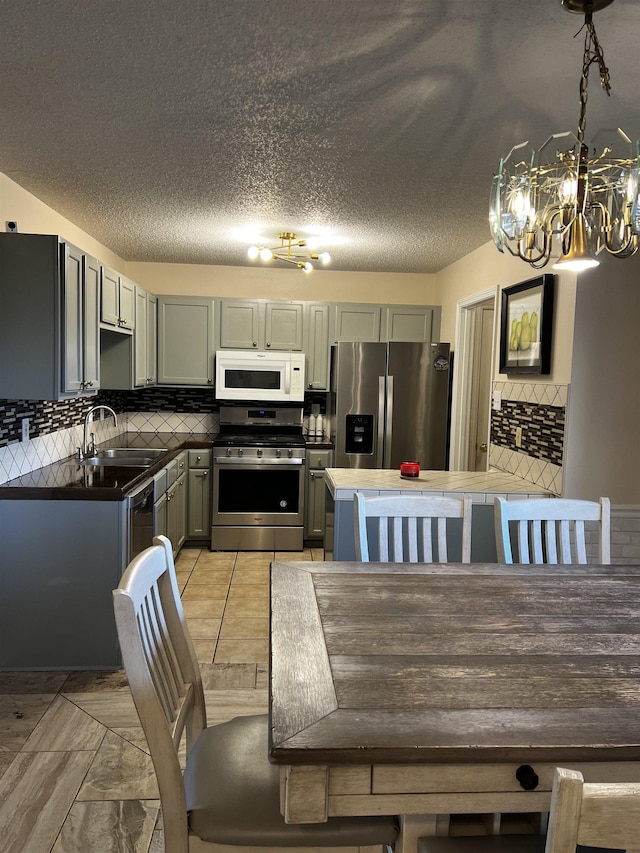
[499,274,555,374]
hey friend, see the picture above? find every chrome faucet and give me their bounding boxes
[81,405,118,458]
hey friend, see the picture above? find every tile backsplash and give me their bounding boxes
[489,381,568,496]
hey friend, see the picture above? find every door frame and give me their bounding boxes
[449,287,498,471]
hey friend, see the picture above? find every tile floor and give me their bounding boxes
[0,545,323,853]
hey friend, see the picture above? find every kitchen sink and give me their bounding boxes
[80,447,168,467]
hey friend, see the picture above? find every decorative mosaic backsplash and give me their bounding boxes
[489,381,568,496]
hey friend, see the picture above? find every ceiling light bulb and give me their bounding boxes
[319,252,331,265]
[552,256,600,272]
[558,175,578,206]
[247,246,260,260]
[260,248,273,261]
[302,261,313,273]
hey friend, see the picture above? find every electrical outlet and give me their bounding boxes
[5,221,18,232]
[515,426,523,448]
[492,390,502,411]
[21,418,30,442]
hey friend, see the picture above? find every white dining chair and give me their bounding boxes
[354,492,472,563]
[113,535,399,853]
[418,768,627,853]
[493,497,611,565]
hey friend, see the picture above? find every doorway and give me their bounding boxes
[449,288,497,471]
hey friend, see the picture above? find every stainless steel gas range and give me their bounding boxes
[211,406,306,551]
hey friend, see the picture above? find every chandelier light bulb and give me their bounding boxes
[558,175,578,206]
[259,248,273,262]
[319,252,331,265]
[302,261,313,273]
[247,246,260,260]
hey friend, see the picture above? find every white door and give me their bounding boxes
[449,288,497,472]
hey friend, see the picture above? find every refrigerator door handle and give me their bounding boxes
[383,375,393,468]
[376,376,386,468]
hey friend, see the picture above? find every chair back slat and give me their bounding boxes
[544,520,558,563]
[407,517,418,562]
[379,516,389,561]
[517,520,530,563]
[392,516,403,561]
[354,493,473,564]
[494,497,611,566]
[574,520,586,563]
[437,517,448,562]
[143,590,182,719]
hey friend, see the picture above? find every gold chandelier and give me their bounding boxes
[490,0,640,272]
[247,232,331,273]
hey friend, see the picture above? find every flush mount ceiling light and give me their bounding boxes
[490,0,640,273]
[247,232,331,273]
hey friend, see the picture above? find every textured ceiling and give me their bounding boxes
[1,0,639,273]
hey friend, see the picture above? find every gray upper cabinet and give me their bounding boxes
[219,299,304,350]
[264,301,303,349]
[63,245,100,394]
[333,303,381,342]
[134,287,157,387]
[157,296,215,386]
[146,292,158,385]
[381,305,441,342]
[100,268,135,332]
[0,233,100,400]
[303,303,331,390]
[100,284,157,391]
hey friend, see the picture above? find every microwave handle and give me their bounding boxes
[284,360,291,394]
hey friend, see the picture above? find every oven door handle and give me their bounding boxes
[213,457,304,465]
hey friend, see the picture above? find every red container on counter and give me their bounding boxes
[400,461,420,478]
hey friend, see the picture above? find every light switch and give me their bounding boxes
[492,390,502,411]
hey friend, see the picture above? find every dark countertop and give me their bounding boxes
[0,433,213,502]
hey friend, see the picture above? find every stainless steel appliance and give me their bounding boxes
[211,406,305,550]
[215,350,306,402]
[127,478,155,560]
[331,341,451,470]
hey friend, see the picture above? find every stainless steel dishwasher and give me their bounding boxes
[127,478,155,561]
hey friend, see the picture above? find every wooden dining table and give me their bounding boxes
[269,560,640,851]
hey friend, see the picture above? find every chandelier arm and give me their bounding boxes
[589,200,638,255]
[514,234,552,266]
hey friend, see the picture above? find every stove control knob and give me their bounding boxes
[226,448,232,457]
[257,448,263,458]
[276,448,282,458]
[238,448,244,457]
[288,448,293,458]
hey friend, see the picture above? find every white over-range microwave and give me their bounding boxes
[215,350,306,402]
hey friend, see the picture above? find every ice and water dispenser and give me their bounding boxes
[344,414,374,455]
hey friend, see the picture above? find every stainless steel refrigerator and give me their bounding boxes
[331,341,451,470]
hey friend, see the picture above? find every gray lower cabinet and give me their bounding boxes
[0,233,100,400]
[305,449,333,540]
[167,471,187,554]
[157,296,215,385]
[187,450,212,539]
[0,498,128,669]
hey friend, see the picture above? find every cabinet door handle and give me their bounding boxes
[252,341,257,347]
[266,342,271,347]
[203,470,208,477]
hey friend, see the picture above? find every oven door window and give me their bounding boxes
[223,368,282,391]
[217,468,299,513]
